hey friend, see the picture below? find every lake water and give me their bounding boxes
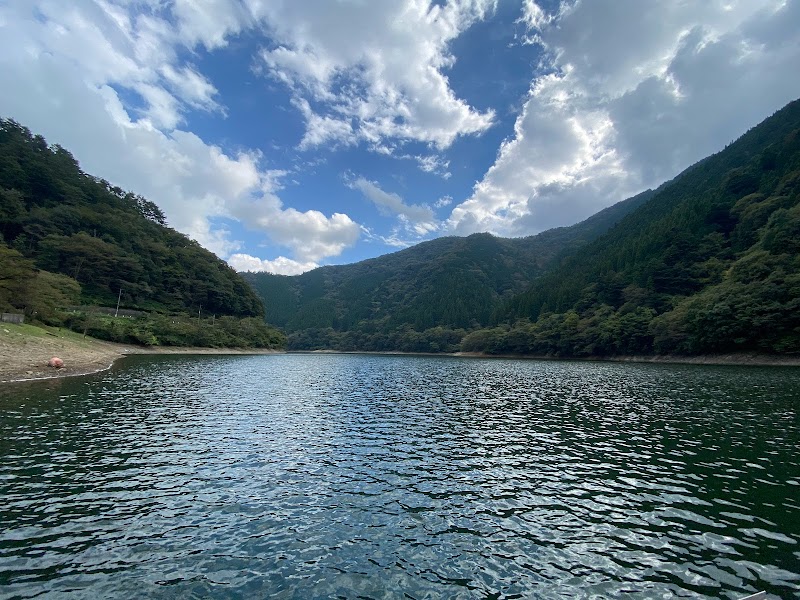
[0,354,798,599]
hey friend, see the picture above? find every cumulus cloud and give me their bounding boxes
[1,0,493,267]
[350,178,439,236]
[230,191,362,263]
[256,0,497,150]
[160,64,223,114]
[227,254,318,275]
[448,0,800,235]
[6,0,797,272]
[172,0,252,50]
[292,97,357,150]
[0,0,362,266]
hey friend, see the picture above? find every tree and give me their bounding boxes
[23,270,81,323]
[0,244,35,311]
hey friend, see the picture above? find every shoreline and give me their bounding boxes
[296,349,800,367]
[0,323,282,384]
[3,322,797,385]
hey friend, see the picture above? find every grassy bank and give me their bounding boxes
[0,322,282,384]
[0,322,124,382]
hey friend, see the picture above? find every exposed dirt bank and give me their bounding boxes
[0,323,281,384]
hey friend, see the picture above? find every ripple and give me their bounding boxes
[1,355,799,599]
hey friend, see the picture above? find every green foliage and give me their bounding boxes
[65,312,286,349]
[0,118,265,318]
[0,244,36,311]
[24,270,82,324]
[465,99,800,357]
[286,325,466,353]
[244,189,653,351]
[246,97,800,358]
[0,242,81,323]
[0,118,285,350]
[0,239,286,348]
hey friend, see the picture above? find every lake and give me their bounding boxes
[1,354,798,599]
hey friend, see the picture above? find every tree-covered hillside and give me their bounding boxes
[0,119,263,317]
[0,119,284,348]
[244,98,800,357]
[243,188,652,351]
[464,98,800,356]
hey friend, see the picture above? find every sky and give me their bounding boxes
[1,1,799,275]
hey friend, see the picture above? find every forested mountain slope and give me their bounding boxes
[243,188,653,351]
[0,119,263,317]
[0,119,284,348]
[464,98,800,356]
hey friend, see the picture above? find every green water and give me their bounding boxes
[1,354,798,599]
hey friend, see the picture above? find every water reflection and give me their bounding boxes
[1,354,798,599]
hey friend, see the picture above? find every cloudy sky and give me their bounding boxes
[1,0,799,274]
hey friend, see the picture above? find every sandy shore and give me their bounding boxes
[0,323,281,384]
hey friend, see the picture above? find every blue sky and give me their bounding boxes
[2,0,799,274]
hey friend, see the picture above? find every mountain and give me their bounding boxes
[246,98,800,357]
[0,119,264,318]
[243,187,653,351]
[464,98,800,356]
[0,119,284,348]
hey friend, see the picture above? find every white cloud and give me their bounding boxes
[350,177,439,236]
[519,0,556,31]
[292,97,357,150]
[434,195,453,209]
[448,0,800,235]
[134,82,184,129]
[160,64,222,114]
[172,0,251,50]
[228,254,318,275]
[0,0,362,266]
[256,0,497,150]
[377,232,419,249]
[360,224,423,249]
[410,153,452,179]
[6,0,797,273]
[230,192,362,263]
[0,0,229,131]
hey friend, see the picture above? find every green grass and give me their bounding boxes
[0,321,96,347]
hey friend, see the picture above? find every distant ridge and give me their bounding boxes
[247,98,800,356]
[243,187,654,351]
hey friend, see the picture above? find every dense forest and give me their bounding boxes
[244,189,654,351]
[247,99,800,357]
[466,99,800,356]
[0,119,285,348]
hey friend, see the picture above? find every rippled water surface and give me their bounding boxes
[1,354,799,599]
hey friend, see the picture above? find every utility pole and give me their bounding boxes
[115,288,122,317]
